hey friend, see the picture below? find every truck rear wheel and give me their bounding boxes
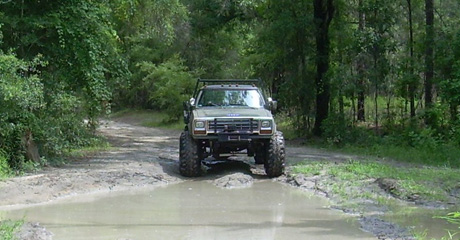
[179,131,201,177]
[264,131,285,178]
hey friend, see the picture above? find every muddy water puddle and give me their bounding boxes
[1,181,376,240]
[382,206,459,239]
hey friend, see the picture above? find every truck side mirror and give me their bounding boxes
[183,98,196,124]
[267,97,277,113]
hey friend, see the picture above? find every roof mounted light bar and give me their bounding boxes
[193,78,262,98]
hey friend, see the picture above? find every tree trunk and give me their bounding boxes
[313,0,335,136]
[424,0,434,124]
[407,0,416,118]
[357,0,366,122]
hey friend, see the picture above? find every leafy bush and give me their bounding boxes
[38,92,94,157]
[139,56,196,121]
[321,113,378,146]
[0,150,11,179]
[0,54,44,170]
[0,53,102,171]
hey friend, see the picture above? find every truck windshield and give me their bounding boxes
[197,89,265,108]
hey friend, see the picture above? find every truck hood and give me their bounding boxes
[193,108,272,119]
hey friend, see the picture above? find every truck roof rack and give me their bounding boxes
[193,78,263,98]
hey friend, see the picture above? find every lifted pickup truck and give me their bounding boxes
[180,79,285,178]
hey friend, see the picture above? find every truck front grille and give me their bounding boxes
[208,118,258,134]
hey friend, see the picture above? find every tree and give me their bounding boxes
[313,0,335,136]
[357,0,367,122]
[243,0,317,132]
[0,0,126,168]
[407,0,416,118]
[424,0,434,124]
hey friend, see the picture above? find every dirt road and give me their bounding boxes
[0,118,416,239]
[0,120,182,207]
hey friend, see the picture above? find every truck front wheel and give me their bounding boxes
[179,131,202,177]
[264,131,285,178]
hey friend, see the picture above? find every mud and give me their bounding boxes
[359,217,414,240]
[4,181,376,240]
[0,120,182,207]
[212,173,254,189]
[0,118,454,239]
[16,222,53,240]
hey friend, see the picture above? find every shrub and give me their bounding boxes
[0,53,44,170]
[0,150,11,179]
[139,55,196,121]
[0,53,101,172]
[322,113,378,146]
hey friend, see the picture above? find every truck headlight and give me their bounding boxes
[261,120,271,128]
[195,121,205,129]
[194,120,206,135]
[260,120,272,135]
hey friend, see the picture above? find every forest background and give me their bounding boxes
[1,0,460,175]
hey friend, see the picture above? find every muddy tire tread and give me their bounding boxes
[179,131,201,177]
[264,131,285,178]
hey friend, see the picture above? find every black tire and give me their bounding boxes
[264,131,285,178]
[179,131,202,177]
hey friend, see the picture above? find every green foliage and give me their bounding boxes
[321,113,379,146]
[1,0,127,124]
[0,54,44,112]
[247,0,316,130]
[0,0,125,172]
[139,56,196,121]
[39,92,94,157]
[0,220,23,240]
[0,150,11,179]
[0,53,44,170]
[0,53,93,169]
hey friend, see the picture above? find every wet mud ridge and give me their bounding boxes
[0,119,419,239]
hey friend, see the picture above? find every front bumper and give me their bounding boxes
[193,133,272,141]
[192,117,274,141]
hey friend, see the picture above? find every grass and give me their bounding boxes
[414,212,460,240]
[336,143,460,169]
[0,220,23,240]
[65,139,112,159]
[293,160,460,204]
[110,109,183,130]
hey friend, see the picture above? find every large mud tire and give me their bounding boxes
[264,131,285,178]
[179,131,201,177]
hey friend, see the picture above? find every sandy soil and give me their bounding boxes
[0,118,419,239]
